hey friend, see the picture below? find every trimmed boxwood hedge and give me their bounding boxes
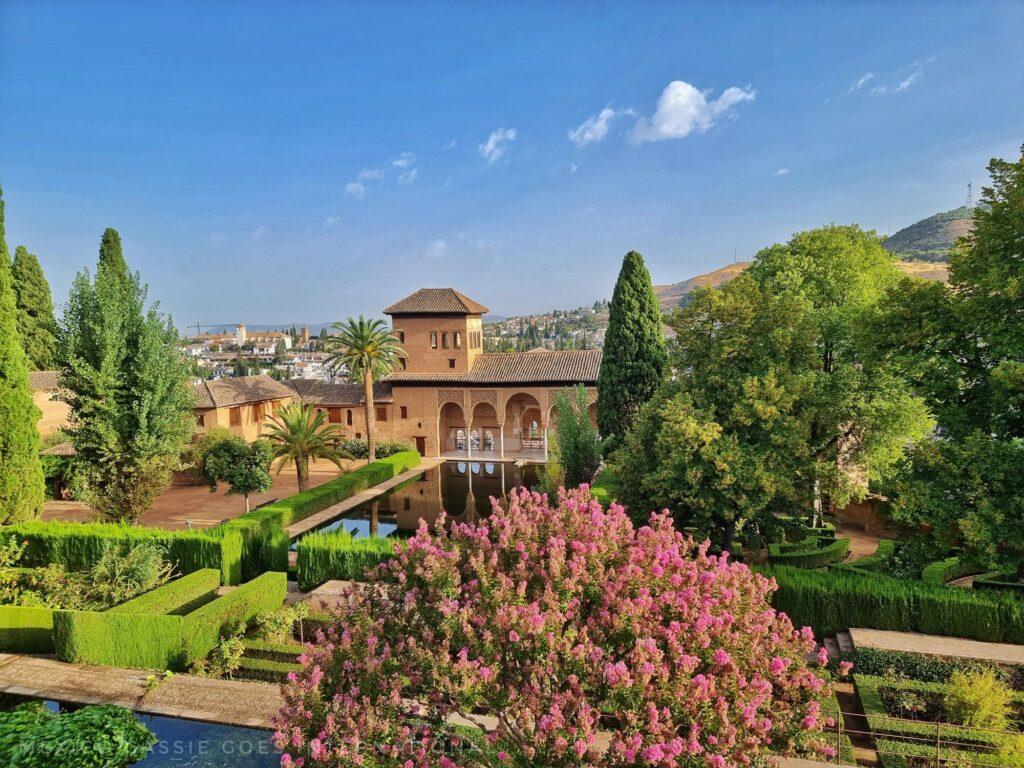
[761,565,1024,643]
[296,531,398,591]
[920,555,978,586]
[831,540,895,576]
[236,656,301,683]
[768,537,850,568]
[181,571,287,663]
[107,568,220,616]
[0,605,54,653]
[54,571,288,670]
[973,573,1024,595]
[5,521,243,585]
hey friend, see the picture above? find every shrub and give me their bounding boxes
[0,703,156,768]
[920,555,977,586]
[945,669,1013,729]
[254,601,309,643]
[6,520,242,585]
[588,467,619,507]
[276,487,837,768]
[846,647,1019,685]
[190,632,246,679]
[0,605,53,652]
[768,538,850,568]
[237,656,301,683]
[180,571,286,663]
[295,530,398,591]
[338,439,414,460]
[974,573,1024,594]
[830,540,895,576]
[761,565,1024,642]
[107,568,220,615]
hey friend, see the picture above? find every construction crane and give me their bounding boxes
[186,323,234,338]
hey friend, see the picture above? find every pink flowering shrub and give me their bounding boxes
[274,486,836,767]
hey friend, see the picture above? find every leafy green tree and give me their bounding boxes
[325,316,403,461]
[877,147,1024,578]
[597,251,666,453]
[616,227,933,544]
[551,385,603,489]
[0,187,45,522]
[232,354,249,377]
[264,402,352,491]
[203,436,274,513]
[58,228,195,522]
[273,338,287,365]
[10,246,57,370]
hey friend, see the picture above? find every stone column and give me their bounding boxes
[543,426,549,461]
[499,427,505,459]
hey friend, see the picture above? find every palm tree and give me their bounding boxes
[325,316,403,462]
[264,402,352,492]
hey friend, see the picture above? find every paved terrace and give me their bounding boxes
[285,457,444,538]
[0,653,282,729]
[850,627,1024,666]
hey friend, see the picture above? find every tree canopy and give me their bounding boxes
[0,187,45,522]
[596,250,665,453]
[10,246,57,370]
[58,228,195,522]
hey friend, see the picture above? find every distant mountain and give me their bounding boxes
[882,205,974,263]
[653,262,753,312]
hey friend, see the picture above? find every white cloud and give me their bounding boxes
[569,162,579,174]
[252,224,268,240]
[357,168,385,182]
[425,240,448,258]
[628,81,755,144]
[478,127,517,164]
[568,107,633,147]
[849,72,874,92]
[867,57,935,97]
[392,151,416,169]
[895,70,922,92]
[775,167,790,176]
[443,139,457,150]
[344,181,366,200]
[323,216,340,230]
[397,167,418,185]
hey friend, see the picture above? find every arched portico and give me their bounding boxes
[439,401,467,454]
[502,392,546,460]
[469,401,500,458]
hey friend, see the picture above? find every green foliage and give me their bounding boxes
[6,520,242,585]
[57,227,195,522]
[767,537,850,568]
[588,467,620,506]
[325,315,403,461]
[0,187,45,523]
[550,384,602,489]
[296,530,398,591]
[846,646,1018,685]
[214,515,289,582]
[597,250,666,452]
[10,245,57,370]
[945,669,1013,729]
[54,609,187,669]
[831,539,896,575]
[762,564,1024,642]
[185,426,236,479]
[191,630,246,679]
[180,570,286,664]
[243,637,304,661]
[106,568,219,615]
[0,605,54,652]
[920,554,977,586]
[254,600,309,643]
[264,402,352,492]
[236,655,301,683]
[203,435,274,512]
[338,438,415,460]
[0,703,156,768]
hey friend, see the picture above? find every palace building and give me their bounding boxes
[289,288,601,460]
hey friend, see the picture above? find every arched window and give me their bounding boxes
[454,332,462,349]
[483,430,494,450]
[346,409,353,426]
[529,420,539,439]
[442,332,450,349]
[470,429,481,450]
[455,429,466,450]
[430,332,438,349]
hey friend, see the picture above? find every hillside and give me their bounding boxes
[653,262,752,311]
[882,205,974,262]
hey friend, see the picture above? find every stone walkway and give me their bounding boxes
[285,458,443,538]
[849,627,1024,666]
[0,653,282,729]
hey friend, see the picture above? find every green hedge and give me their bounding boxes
[761,565,1024,643]
[920,555,978,586]
[242,638,304,662]
[254,451,421,529]
[5,521,243,585]
[181,571,287,663]
[53,610,186,669]
[296,530,398,591]
[54,571,288,670]
[768,537,850,568]
[236,656,300,683]
[974,573,1024,594]
[107,569,220,616]
[0,605,54,653]
[214,515,289,582]
[846,647,1020,684]
[830,539,895,576]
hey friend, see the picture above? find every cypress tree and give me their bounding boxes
[596,250,666,453]
[98,227,129,280]
[0,187,45,522]
[11,246,58,370]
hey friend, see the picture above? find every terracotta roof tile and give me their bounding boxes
[285,379,393,405]
[193,375,295,409]
[386,349,601,385]
[384,288,489,315]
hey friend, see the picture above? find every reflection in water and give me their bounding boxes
[310,462,543,539]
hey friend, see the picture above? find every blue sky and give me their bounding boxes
[1,1,1022,328]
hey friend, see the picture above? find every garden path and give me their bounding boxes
[849,628,1024,665]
